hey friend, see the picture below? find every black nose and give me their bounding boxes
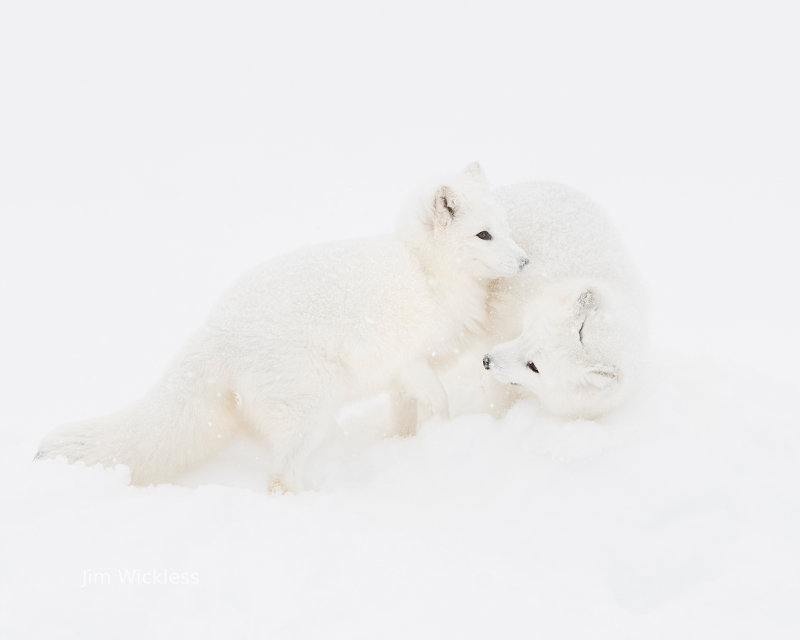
[519,256,530,270]
[482,354,491,370]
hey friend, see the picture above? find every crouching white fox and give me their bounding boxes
[37,164,528,489]
[481,181,647,420]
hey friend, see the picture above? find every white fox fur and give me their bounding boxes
[37,164,528,489]
[481,181,647,419]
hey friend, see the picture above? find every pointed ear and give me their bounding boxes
[433,185,458,228]
[585,363,619,389]
[575,289,598,340]
[576,288,597,311]
[462,161,487,185]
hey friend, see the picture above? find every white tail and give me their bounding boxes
[36,332,240,485]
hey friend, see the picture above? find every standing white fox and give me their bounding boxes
[37,164,528,489]
[480,182,647,419]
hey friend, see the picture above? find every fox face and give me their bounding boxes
[483,281,625,419]
[403,163,529,280]
[432,165,529,279]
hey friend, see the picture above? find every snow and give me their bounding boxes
[1,0,799,638]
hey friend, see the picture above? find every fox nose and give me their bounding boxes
[482,354,492,370]
[519,256,529,270]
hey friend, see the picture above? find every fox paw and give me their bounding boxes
[268,474,291,495]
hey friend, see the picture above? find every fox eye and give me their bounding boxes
[526,361,539,373]
[476,230,492,240]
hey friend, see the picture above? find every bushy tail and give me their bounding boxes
[37,333,240,485]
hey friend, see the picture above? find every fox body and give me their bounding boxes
[38,164,528,488]
[482,182,646,419]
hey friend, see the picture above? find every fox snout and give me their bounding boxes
[483,354,492,370]
[518,256,529,271]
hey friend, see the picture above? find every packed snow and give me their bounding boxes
[1,0,798,638]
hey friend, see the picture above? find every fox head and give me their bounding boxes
[483,280,632,419]
[399,163,529,280]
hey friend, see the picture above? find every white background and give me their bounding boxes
[1,1,798,638]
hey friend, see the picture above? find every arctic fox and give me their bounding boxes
[480,182,646,420]
[37,164,528,489]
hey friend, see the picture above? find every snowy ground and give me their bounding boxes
[2,1,799,638]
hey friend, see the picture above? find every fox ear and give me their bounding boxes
[576,288,597,311]
[433,185,458,228]
[462,161,487,184]
[585,363,619,389]
[575,289,598,338]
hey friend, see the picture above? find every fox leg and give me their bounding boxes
[389,360,450,437]
[242,391,338,493]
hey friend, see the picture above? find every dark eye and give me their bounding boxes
[526,361,539,373]
[476,231,492,240]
